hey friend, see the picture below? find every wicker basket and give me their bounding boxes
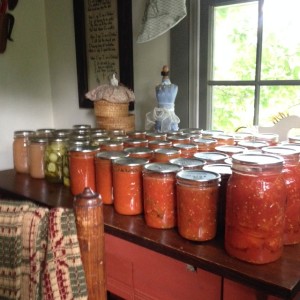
[94,100,129,117]
[96,114,135,133]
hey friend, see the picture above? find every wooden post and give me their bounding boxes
[73,187,106,300]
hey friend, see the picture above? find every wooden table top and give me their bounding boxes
[0,169,299,299]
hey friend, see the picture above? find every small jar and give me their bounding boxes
[226,153,286,264]
[145,132,167,141]
[201,130,224,139]
[108,129,126,137]
[213,134,235,146]
[148,140,172,150]
[176,170,220,241]
[13,130,35,173]
[254,133,279,146]
[35,128,55,137]
[203,164,232,237]
[237,140,268,151]
[124,147,153,160]
[214,145,246,157]
[173,143,198,158]
[143,163,182,229]
[193,151,228,164]
[123,138,148,148]
[95,151,129,205]
[69,145,99,195]
[73,124,92,130]
[127,130,146,139]
[99,140,124,151]
[28,137,49,179]
[169,157,206,170]
[44,137,69,183]
[112,157,148,215]
[153,148,181,163]
[193,138,217,152]
[167,135,190,145]
[90,136,111,147]
[262,146,300,245]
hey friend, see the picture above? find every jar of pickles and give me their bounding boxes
[112,157,148,215]
[262,146,300,245]
[13,130,35,173]
[44,137,68,183]
[95,151,129,205]
[176,170,220,241]
[69,145,100,195]
[225,153,286,264]
[143,163,182,229]
[28,137,49,179]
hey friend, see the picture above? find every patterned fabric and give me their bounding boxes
[0,200,88,300]
[42,208,88,300]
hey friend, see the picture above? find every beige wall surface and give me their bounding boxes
[0,0,170,170]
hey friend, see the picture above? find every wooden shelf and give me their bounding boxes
[0,169,299,299]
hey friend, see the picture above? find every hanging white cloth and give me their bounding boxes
[137,0,187,43]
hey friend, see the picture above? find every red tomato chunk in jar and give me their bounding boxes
[176,170,220,241]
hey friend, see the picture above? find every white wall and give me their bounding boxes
[0,0,170,170]
[0,0,53,170]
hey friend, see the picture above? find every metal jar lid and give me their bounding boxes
[203,163,232,176]
[176,170,221,183]
[173,143,198,150]
[194,151,228,162]
[69,145,100,153]
[113,157,149,166]
[95,151,129,160]
[144,162,182,173]
[124,147,153,154]
[169,158,206,168]
[154,148,181,155]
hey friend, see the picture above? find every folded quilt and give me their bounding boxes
[0,200,88,300]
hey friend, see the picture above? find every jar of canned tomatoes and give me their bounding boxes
[69,145,100,195]
[153,148,181,163]
[95,151,129,205]
[173,143,198,158]
[169,158,206,170]
[194,151,228,164]
[148,140,172,150]
[112,157,148,215]
[13,130,35,173]
[193,138,217,152]
[225,153,286,264]
[262,146,300,245]
[176,170,220,241]
[124,147,153,161]
[143,163,182,229]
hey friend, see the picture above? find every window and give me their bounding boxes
[199,0,300,132]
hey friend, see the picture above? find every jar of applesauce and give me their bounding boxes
[13,130,35,173]
[143,163,182,229]
[176,170,220,241]
[28,137,49,179]
[262,146,300,245]
[225,153,286,264]
[112,157,148,215]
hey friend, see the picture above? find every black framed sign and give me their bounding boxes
[73,0,134,108]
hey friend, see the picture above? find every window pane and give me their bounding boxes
[211,86,255,132]
[212,2,258,81]
[259,86,300,126]
[261,0,300,80]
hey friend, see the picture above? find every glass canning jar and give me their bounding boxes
[28,137,49,179]
[169,157,206,170]
[176,170,220,241]
[69,145,100,195]
[193,151,228,164]
[112,157,148,215]
[153,148,181,163]
[95,151,129,205]
[193,138,217,152]
[148,140,172,150]
[124,147,153,161]
[13,130,35,173]
[44,137,68,183]
[262,146,300,245]
[225,153,286,264]
[173,143,198,158]
[143,163,182,229]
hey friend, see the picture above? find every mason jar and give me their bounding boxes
[13,130,35,173]
[193,151,228,164]
[95,151,129,205]
[262,146,300,245]
[124,147,153,161]
[193,138,217,152]
[153,148,181,163]
[44,137,68,183]
[28,137,49,179]
[112,157,148,215]
[143,163,182,229]
[169,157,206,170]
[173,143,198,158]
[148,140,172,150]
[225,153,286,264]
[176,170,220,241]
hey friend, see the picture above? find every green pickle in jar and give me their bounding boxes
[45,137,68,183]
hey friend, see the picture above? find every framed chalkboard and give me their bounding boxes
[73,0,134,108]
